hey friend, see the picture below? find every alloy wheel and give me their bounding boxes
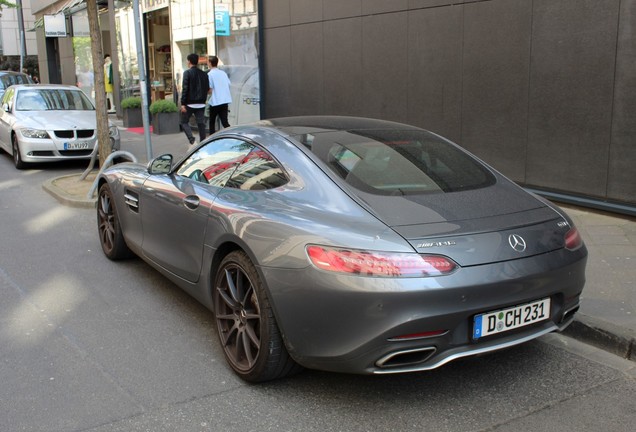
[98,188,116,255]
[12,135,24,169]
[215,263,261,372]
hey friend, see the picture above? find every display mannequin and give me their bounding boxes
[104,54,115,113]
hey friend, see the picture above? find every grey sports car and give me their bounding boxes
[96,116,587,382]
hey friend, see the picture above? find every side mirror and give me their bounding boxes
[1,103,9,112]
[148,154,173,174]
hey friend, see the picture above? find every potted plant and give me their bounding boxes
[121,96,143,128]
[149,99,180,135]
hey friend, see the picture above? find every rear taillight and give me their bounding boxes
[306,245,457,277]
[565,227,582,250]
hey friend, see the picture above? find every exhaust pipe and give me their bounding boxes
[376,347,437,369]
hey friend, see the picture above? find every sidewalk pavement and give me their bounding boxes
[43,119,636,363]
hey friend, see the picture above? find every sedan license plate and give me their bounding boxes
[64,142,90,150]
[473,298,551,340]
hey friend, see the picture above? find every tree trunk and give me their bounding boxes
[87,0,110,167]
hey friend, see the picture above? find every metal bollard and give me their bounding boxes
[86,151,138,199]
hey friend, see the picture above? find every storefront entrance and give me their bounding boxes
[145,7,173,103]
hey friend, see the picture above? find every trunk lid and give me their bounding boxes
[352,181,569,266]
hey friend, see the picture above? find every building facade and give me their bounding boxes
[261,0,636,213]
[22,0,636,212]
[0,0,38,56]
[29,0,260,123]
[0,0,38,69]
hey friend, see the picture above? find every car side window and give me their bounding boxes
[176,138,254,187]
[225,148,288,190]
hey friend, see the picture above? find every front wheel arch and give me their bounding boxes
[12,133,26,170]
[97,182,134,260]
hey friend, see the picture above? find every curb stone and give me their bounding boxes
[562,313,635,361]
[42,174,97,209]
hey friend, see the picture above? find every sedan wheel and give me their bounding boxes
[12,134,26,170]
[214,251,300,382]
[97,183,133,260]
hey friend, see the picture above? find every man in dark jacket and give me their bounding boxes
[180,53,210,144]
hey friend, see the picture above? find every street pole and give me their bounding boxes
[16,0,26,72]
[132,0,153,161]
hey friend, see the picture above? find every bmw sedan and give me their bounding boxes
[0,84,120,169]
[96,116,587,382]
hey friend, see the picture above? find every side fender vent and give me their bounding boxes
[124,191,139,213]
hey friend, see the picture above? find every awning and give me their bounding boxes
[56,0,86,15]
[28,0,131,31]
[28,0,83,31]
[28,17,44,32]
[27,0,84,31]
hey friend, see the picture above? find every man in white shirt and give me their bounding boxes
[207,56,232,134]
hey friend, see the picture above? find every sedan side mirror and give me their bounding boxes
[1,103,9,112]
[148,154,173,174]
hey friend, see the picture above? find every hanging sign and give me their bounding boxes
[72,15,90,37]
[44,14,67,37]
[215,4,231,36]
[142,0,170,13]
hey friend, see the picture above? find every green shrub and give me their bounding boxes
[121,96,142,109]
[149,99,178,114]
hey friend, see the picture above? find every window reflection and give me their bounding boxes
[177,138,253,186]
[176,138,287,190]
[226,149,287,190]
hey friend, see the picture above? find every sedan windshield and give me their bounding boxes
[293,128,496,195]
[15,89,94,111]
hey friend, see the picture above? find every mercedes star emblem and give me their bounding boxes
[508,234,527,252]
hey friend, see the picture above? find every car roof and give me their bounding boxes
[260,116,424,133]
[0,71,30,76]
[11,84,81,91]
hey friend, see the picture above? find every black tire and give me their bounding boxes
[12,134,26,170]
[97,183,133,260]
[213,250,301,382]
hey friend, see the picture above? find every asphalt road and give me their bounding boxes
[1,156,634,432]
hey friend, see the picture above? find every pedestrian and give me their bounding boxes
[180,53,210,144]
[77,66,94,101]
[207,56,232,134]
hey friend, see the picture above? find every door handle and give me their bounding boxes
[183,195,200,210]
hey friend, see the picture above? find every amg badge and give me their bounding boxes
[417,240,457,248]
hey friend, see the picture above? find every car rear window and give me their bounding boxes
[0,73,32,90]
[293,129,496,195]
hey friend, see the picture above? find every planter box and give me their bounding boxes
[152,112,180,135]
[123,108,143,128]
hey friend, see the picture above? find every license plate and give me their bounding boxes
[64,142,90,150]
[473,298,551,340]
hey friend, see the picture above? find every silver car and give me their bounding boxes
[0,70,33,101]
[96,116,587,382]
[0,84,120,169]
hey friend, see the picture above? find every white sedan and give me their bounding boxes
[0,84,120,169]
